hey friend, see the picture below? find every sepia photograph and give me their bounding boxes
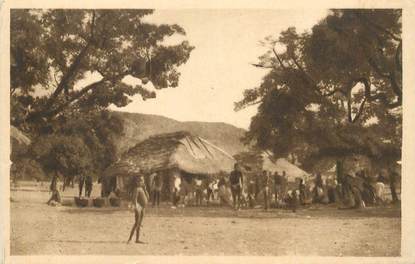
[4,4,412,262]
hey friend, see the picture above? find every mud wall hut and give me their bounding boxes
[103,131,236,198]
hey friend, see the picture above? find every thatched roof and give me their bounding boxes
[235,150,310,182]
[106,131,236,176]
[10,126,31,146]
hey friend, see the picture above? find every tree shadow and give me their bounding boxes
[58,202,401,219]
[42,239,126,244]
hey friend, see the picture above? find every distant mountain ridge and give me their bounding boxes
[112,111,248,156]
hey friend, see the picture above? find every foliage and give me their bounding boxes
[236,9,402,171]
[30,134,92,177]
[11,158,45,182]
[10,9,194,180]
[11,9,194,128]
[28,110,123,179]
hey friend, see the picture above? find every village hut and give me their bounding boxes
[103,131,236,198]
[234,150,310,183]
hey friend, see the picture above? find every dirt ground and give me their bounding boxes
[10,183,401,256]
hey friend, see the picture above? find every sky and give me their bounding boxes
[108,9,330,129]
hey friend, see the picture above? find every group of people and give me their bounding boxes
[337,169,400,209]
[44,163,400,244]
[229,163,293,211]
[47,174,95,206]
[222,163,400,211]
[78,175,94,198]
[163,163,293,211]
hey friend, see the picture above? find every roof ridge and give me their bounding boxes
[198,137,235,160]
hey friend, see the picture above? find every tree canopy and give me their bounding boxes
[236,9,402,172]
[11,9,194,129]
[10,9,194,180]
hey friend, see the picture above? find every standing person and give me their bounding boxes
[313,173,323,203]
[171,174,181,208]
[273,172,282,203]
[281,171,288,201]
[152,172,163,207]
[206,178,215,206]
[247,174,256,208]
[389,169,399,203]
[288,190,298,212]
[194,177,203,206]
[47,173,61,205]
[85,175,93,198]
[263,171,271,211]
[62,175,70,192]
[229,163,243,210]
[127,174,149,244]
[255,173,260,200]
[299,178,306,205]
[148,172,155,203]
[217,175,229,206]
[70,176,75,188]
[78,175,86,197]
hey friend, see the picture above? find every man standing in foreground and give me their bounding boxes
[230,163,243,210]
[127,174,149,244]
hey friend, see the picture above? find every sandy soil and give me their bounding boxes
[10,184,401,256]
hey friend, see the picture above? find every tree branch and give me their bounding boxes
[45,11,98,109]
[389,70,402,98]
[289,54,325,98]
[90,11,96,39]
[356,13,401,42]
[347,90,353,123]
[395,40,402,72]
[43,78,108,119]
[42,68,132,119]
[352,97,367,123]
[234,99,263,111]
[251,63,274,69]
[366,56,390,78]
[46,42,92,107]
[322,88,347,97]
[273,48,287,70]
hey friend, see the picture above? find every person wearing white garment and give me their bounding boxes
[171,174,181,209]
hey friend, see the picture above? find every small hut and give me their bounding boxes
[234,150,310,183]
[103,131,236,198]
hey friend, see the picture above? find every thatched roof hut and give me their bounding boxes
[115,131,236,175]
[235,150,310,182]
[102,131,236,196]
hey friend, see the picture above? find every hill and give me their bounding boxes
[112,111,247,156]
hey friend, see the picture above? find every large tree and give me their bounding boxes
[11,9,194,130]
[236,9,402,174]
[10,9,194,181]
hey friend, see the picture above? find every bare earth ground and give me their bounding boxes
[10,183,401,256]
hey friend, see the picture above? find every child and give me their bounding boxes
[127,174,149,244]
